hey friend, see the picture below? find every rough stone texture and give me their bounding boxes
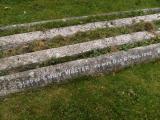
[0,31,158,71]
[1,8,160,30]
[0,43,160,96]
[1,13,160,50]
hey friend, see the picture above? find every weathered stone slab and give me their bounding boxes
[1,7,160,30]
[0,43,160,96]
[0,31,158,71]
[1,13,160,50]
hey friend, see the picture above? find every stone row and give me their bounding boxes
[1,13,160,50]
[0,31,159,71]
[1,7,160,30]
[0,43,160,96]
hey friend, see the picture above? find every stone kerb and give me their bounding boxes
[1,7,160,30]
[0,31,158,71]
[0,43,160,96]
[1,13,160,50]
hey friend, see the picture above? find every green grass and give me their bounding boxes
[0,10,151,37]
[0,0,160,25]
[0,0,160,120]
[0,61,159,120]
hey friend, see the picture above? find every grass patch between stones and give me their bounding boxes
[0,21,157,59]
[1,36,160,77]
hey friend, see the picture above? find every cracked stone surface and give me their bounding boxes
[1,13,160,50]
[0,43,160,96]
[0,31,158,71]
